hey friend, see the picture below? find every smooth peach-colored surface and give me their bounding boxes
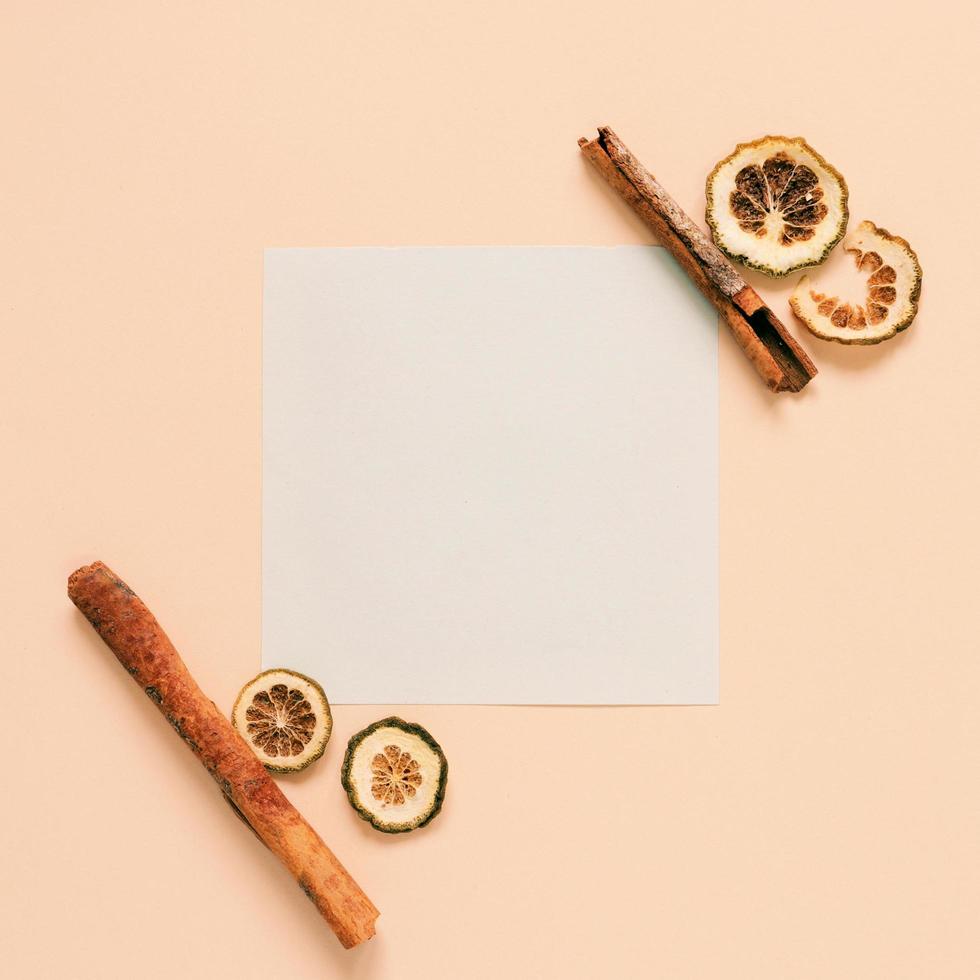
[3,3,978,977]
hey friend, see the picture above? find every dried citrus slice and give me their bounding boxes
[342,717,448,834]
[232,668,332,773]
[790,220,922,345]
[706,136,848,277]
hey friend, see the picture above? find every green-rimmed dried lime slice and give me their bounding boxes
[706,135,848,277]
[791,220,922,345]
[232,668,332,773]
[342,717,448,833]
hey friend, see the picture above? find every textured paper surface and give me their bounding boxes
[263,247,718,703]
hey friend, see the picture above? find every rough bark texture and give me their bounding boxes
[67,561,379,949]
[579,128,817,393]
[599,127,749,300]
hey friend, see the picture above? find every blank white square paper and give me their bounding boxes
[263,247,718,703]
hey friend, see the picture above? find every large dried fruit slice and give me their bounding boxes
[342,717,448,834]
[706,136,848,277]
[790,220,922,345]
[232,668,332,773]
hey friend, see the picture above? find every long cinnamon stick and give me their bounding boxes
[67,561,379,949]
[579,127,817,392]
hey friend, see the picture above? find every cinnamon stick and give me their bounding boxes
[579,127,817,392]
[67,561,379,949]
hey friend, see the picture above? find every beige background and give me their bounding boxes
[3,2,978,978]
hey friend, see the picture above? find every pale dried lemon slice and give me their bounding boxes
[232,668,332,773]
[706,136,848,277]
[342,717,448,833]
[790,220,922,345]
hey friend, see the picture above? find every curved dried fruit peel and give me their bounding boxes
[790,220,922,345]
[232,668,332,773]
[342,717,448,834]
[706,136,848,277]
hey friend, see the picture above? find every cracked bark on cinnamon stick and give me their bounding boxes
[579,126,817,393]
[67,561,379,949]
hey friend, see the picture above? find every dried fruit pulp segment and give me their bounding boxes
[246,683,318,758]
